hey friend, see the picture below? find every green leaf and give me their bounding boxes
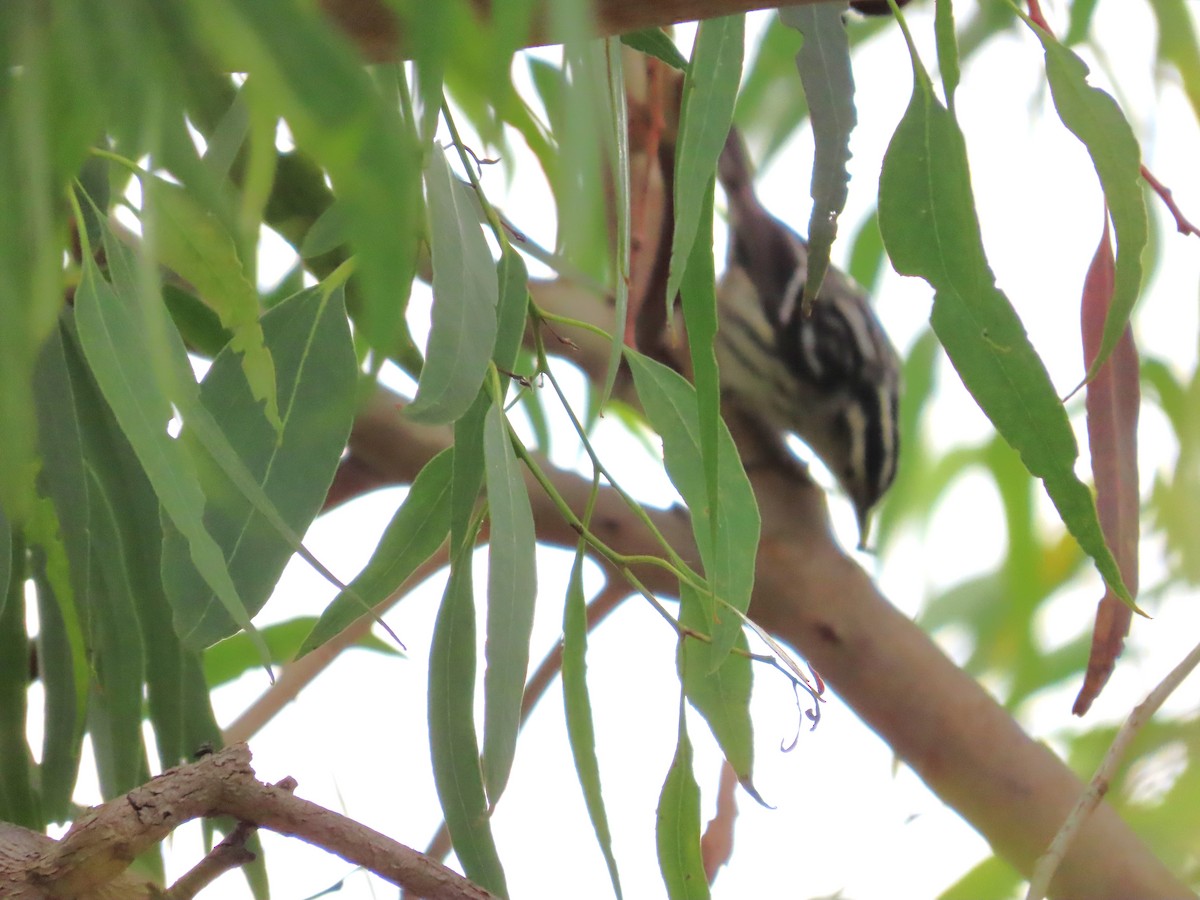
[299,448,454,658]
[1016,10,1148,384]
[428,532,508,898]
[667,15,745,308]
[145,177,282,432]
[656,706,709,900]
[494,246,530,378]
[625,350,760,663]
[84,467,149,798]
[562,546,623,900]
[678,182,722,638]
[208,617,400,688]
[299,200,348,260]
[779,2,856,306]
[25,499,88,823]
[0,510,9,616]
[1064,0,1101,47]
[935,0,961,106]
[0,552,42,830]
[481,402,537,804]
[678,582,754,786]
[877,23,1134,610]
[407,148,499,424]
[74,262,268,654]
[182,0,422,362]
[59,319,193,769]
[451,392,491,552]
[1147,0,1200,122]
[163,285,356,650]
[620,28,688,70]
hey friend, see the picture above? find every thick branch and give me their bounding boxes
[345,383,1188,899]
[11,745,494,900]
[320,0,798,61]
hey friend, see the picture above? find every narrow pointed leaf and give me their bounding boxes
[74,263,268,653]
[1016,11,1147,384]
[163,285,355,649]
[563,546,623,899]
[145,177,281,431]
[482,403,537,803]
[84,468,149,797]
[779,2,856,306]
[667,15,744,307]
[428,534,508,897]
[679,182,723,659]
[657,709,710,900]
[877,31,1133,610]
[209,617,399,688]
[1074,218,1139,715]
[620,28,688,70]
[300,448,454,658]
[625,350,760,663]
[0,554,41,829]
[678,582,754,786]
[407,148,498,424]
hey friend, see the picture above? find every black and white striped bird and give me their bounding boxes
[715,130,901,543]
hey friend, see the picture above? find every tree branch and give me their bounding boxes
[343,374,1187,898]
[319,0,804,62]
[10,745,494,900]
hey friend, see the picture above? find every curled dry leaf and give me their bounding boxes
[1074,215,1141,716]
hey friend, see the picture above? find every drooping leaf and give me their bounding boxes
[877,23,1134,611]
[59,319,194,770]
[1016,9,1147,385]
[182,0,422,363]
[1147,0,1200,122]
[24,497,89,822]
[625,350,760,664]
[679,182,722,632]
[562,546,623,900]
[678,582,754,788]
[0,538,41,829]
[406,147,499,424]
[74,262,268,653]
[934,0,961,106]
[667,15,745,308]
[83,468,149,798]
[208,617,400,688]
[428,532,508,897]
[620,28,688,70]
[1073,217,1139,716]
[481,402,537,803]
[163,285,356,650]
[300,449,454,658]
[144,177,281,432]
[779,2,856,307]
[656,706,710,900]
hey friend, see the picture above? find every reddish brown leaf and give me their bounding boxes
[700,760,739,883]
[1074,215,1141,716]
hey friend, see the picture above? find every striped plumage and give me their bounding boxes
[715,131,901,541]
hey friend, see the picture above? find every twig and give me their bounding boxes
[1141,165,1200,239]
[1025,634,1200,900]
[164,819,261,900]
[223,549,450,745]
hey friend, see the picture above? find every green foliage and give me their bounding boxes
[0,1,1198,897]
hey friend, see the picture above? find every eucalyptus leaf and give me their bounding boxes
[779,2,856,307]
[481,402,537,804]
[878,21,1133,610]
[407,148,499,424]
[163,286,355,650]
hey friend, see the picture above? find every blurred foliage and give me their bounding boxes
[0,0,1198,897]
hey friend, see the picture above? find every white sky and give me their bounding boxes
[33,4,1200,899]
